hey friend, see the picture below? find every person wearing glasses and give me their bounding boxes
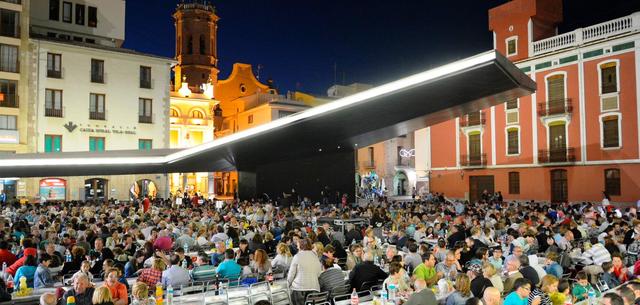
[504,278,532,305]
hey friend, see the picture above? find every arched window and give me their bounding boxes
[191,110,204,119]
[199,34,206,55]
[170,108,179,117]
[187,36,193,54]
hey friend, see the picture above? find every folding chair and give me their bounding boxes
[305,291,329,305]
[330,284,350,299]
[271,283,292,305]
[179,282,206,296]
[249,281,272,305]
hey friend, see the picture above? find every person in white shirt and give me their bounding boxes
[580,237,612,265]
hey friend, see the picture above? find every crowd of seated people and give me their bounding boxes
[0,193,639,305]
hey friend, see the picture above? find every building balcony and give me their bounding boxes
[0,95,18,108]
[538,147,576,164]
[460,153,487,167]
[532,12,640,56]
[47,70,62,79]
[139,115,153,124]
[45,108,63,118]
[459,112,485,127]
[537,98,573,117]
[89,111,105,120]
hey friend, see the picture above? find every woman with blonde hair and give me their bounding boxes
[92,286,114,305]
[530,275,559,305]
[446,273,472,305]
[312,242,324,258]
[136,257,165,288]
[271,243,292,272]
[483,263,504,293]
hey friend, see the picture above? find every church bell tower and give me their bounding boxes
[173,0,220,91]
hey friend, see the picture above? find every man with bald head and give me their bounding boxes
[404,279,437,305]
[60,274,95,305]
[482,287,501,305]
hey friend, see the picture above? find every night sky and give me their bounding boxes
[124,0,640,95]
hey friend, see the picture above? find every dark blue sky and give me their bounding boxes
[124,0,640,95]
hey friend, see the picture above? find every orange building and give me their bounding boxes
[417,0,640,203]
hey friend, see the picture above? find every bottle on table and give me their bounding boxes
[155,282,163,305]
[351,288,359,305]
[166,284,174,305]
[588,287,596,305]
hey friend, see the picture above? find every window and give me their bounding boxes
[278,111,295,119]
[62,1,71,23]
[506,37,517,56]
[191,110,204,119]
[89,93,105,120]
[600,62,617,94]
[199,34,205,54]
[508,172,520,194]
[506,99,518,110]
[187,36,193,54]
[170,108,179,117]
[47,53,61,78]
[397,146,403,166]
[0,79,18,107]
[507,128,519,155]
[90,59,104,83]
[0,44,18,73]
[547,74,565,102]
[85,38,95,44]
[75,4,84,25]
[368,147,374,165]
[138,98,152,123]
[0,9,19,38]
[49,0,59,21]
[602,115,620,148]
[0,115,16,130]
[139,66,151,89]
[45,89,63,117]
[44,135,62,153]
[89,137,105,152]
[248,114,253,124]
[87,6,97,27]
[139,139,152,150]
[604,169,620,196]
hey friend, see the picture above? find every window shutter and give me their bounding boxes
[602,116,619,148]
[547,75,565,102]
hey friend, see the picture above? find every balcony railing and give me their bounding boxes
[91,73,104,83]
[89,111,105,120]
[532,12,640,56]
[0,94,18,108]
[460,153,487,167]
[460,112,486,127]
[537,98,573,116]
[538,147,576,163]
[45,108,63,118]
[139,115,152,124]
[47,69,62,79]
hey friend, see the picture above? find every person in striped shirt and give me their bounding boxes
[580,237,612,265]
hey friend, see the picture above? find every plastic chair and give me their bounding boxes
[305,291,329,305]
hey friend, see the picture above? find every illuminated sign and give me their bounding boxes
[39,178,66,201]
[399,148,415,158]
